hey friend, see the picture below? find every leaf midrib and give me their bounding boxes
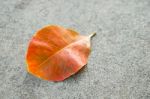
[37,37,87,68]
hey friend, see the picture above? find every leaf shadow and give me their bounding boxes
[22,73,41,88]
[62,65,88,82]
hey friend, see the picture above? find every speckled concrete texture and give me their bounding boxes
[0,0,150,99]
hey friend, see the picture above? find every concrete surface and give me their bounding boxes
[0,0,150,99]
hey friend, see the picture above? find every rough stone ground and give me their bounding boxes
[0,0,150,99]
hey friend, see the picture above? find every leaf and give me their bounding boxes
[26,25,96,81]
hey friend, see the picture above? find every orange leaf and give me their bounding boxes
[26,25,96,81]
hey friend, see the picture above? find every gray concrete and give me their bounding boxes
[0,0,150,99]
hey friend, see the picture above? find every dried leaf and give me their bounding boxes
[26,25,96,81]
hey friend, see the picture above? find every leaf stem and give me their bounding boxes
[88,32,96,38]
